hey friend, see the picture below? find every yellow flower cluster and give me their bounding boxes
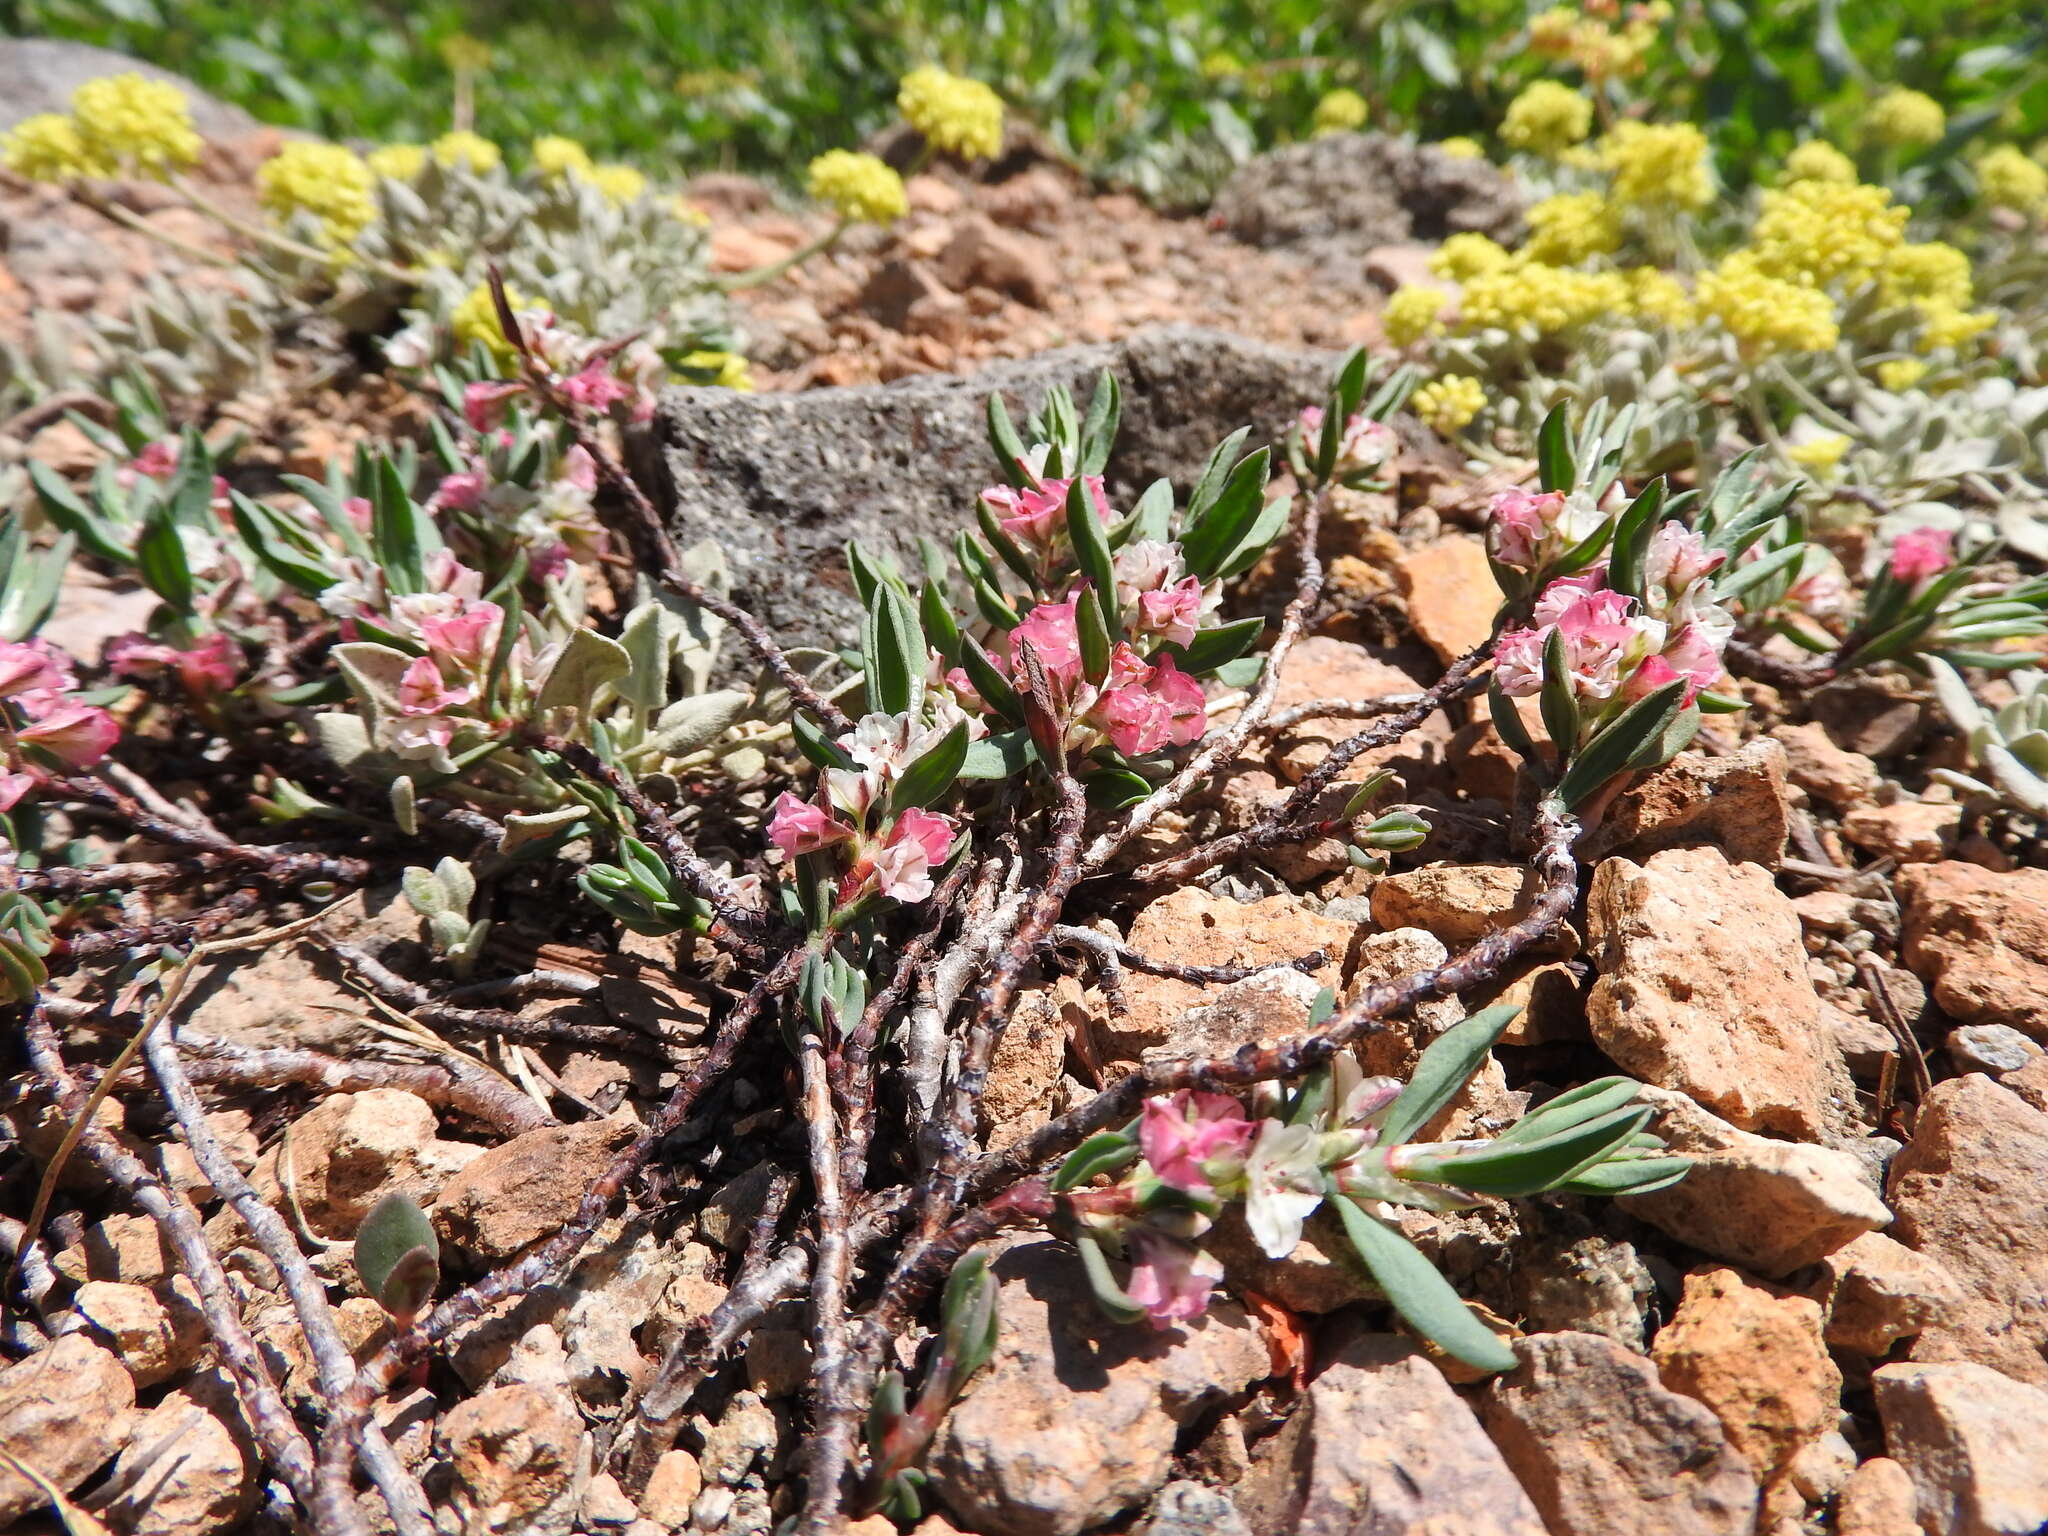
[433,130,501,173]
[1431,232,1512,282]
[806,150,908,225]
[531,135,594,179]
[1382,285,1447,346]
[1977,144,2048,214]
[1782,139,1857,185]
[680,350,756,391]
[71,73,203,177]
[368,143,427,181]
[898,67,1004,160]
[1876,240,1973,310]
[1875,358,1928,392]
[1697,253,1840,355]
[1522,191,1622,265]
[257,140,377,245]
[1745,180,1906,290]
[1914,301,1995,354]
[1501,81,1593,157]
[1458,261,1629,337]
[1313,89,1369,137]
[1627,266,1695,328]
[1435,137,1484,161]
[1865,87,1945,149]
[1599,121,1712,210]
[451,282,522,360]
[1,112,100,182]
[1412,375,1487,435]
[587,164,648,204]
[1528,2,1669,79]
[1786,434,1849,475]
[439,33,493,73]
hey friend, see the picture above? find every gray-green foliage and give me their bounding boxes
[1928,658,2048,817]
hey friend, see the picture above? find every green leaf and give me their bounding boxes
[1406,1105,1653,1196]
[1554,681,1687,810]
[353,1193,440,1320]
[1493,1077,1643,1144]
[888,719,970,813]
[1079,371,1121,477]
[1074,1233,1147,1324]
[135,504,194,612]
[792,713,856,771]
[1067,482,1120,641]
[920,581,961,666]
[1489,680,1540,765]
[1538,628,1579,755]
[615,601,679,713]
[1084,763,1153,810]
[1211,488,1292,583]
[1536,405,1575,494]
[958,635,1024,725]
[1186,427,1253,523]
[1330,1196,1518,1373]
[986,391,1034,487]
[1075,585,1112,685]
[1557,1156,1692,1195]
[1713,543,1807,605]
[941,1253,1002,1383]
[370,452,431,596]
[1168,616,1265,675]
[1378,1003,1521,1147]
[1122,479,1175,546]
[1333,346,1371,421]
[535,626,632,718]
[1052,1130,1140,1192]
[862,582,925,717]
[1605,478,1668,599]
[1179,447,1272,581]
[958,728,1035,779]
[972,575,1023,632]
[229,491,336,596]
[29,462,128,564]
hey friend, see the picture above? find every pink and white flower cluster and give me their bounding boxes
[1889,527,1954,585]
[1493,523,1733,723]
[105,631,241,697]
[1112,541,1218,649]
[0,639,120,810]
[1485,487,1609,576]
[766,709,967,906]
[1296,406,1396,478]
[980,462,1111,560]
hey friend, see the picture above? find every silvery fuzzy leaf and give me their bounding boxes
[617,600,682,713]
[434,856,476,911]
[333,642,416,725]
[314,712,376,773]
[500,805,591,854]
[401,865,453,918]
[650,689,753,757]
[535,626,632,718]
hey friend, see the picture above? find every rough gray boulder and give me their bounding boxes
[0,39,258,138]
[1213,133,1523,264]
[656,326,1336,652]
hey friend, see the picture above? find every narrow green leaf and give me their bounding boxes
[1052,1131,1140,1192]
[959,635,1024,724]
[1536,405,1575,493]
[1378,1003,1521,1148]
[1538,628,1579,755]
[1168,616,1266,675]
[1330,1196,1518,1373]
[1079,371,1121,476]
[1067,481,1120,641]
[1180,447,1271,580]
[888,719,970,814]
[986,391,1033,487]
[1076,585,1112,685]
[1075,1233,1147,1323]
[135,505,194,612]
[1407,1106,1652,1196]
[1554,680,1686,809]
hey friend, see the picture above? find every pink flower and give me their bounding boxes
[1139,1091,1254,1196]
[1653,622,1724,703]
[462,380,526,431]
[1136,577,1206,648]
[1641,522,1723,604]
[396,656,475,717]
[869,807,957,903]
[1297,405,1326,441]
[432,471,486,512]
[416,601,503,668]
[0,772,34,812]
[1008,598,1083,688]
[1148,655,1206,746]
[886,806,956,865]
[1124,1232,1223,1330]
[767,791,849,858]
[562,366,632,413]
[106,632,240,695]
[341,496,374,531]
[1492,625,1548,697]
[1097,682,1173,755]
[16,697,119,768]
[981,475,1110,551]
[1488,489,1568,569]
[1890,528,1954,584]
[561,445,598,493]
[0,640,75,700]
[127,437,181,481]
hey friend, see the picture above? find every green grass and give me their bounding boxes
[5,0,2045,204]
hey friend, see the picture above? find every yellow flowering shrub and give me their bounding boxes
[1697,253,1840,355]
[1599,121,1712,210]
[1501,82,1593,156]
[433,131,502,173]
[1865,87,1945,149]
[680,350,756,390]
[807,150,908,225]
[1313,89,1369,137]
[1458,261,1629,337]
[1431,232,1512,282]
[1745,180,1906,290]
[257,141,377,245]
[368,144,427,181]
[1782,140,1857,184]
[587,164,648,204]
[1877,241,1974,311]
[1977,145,2048,214]
[1786,434,1849,475]
[451,282,524,360]
[1435,137,1484,161]
[1412,374,1487,435]
[71,73,201,177]
[1626,266,1695,328]
[1521,191,1623,265]
[1914,301,1995,354]
[532,135,594,179]
[1876,358,1928,392]
[0,112,103,182]
[1382,286,1447,346]
[898,67,1004,160]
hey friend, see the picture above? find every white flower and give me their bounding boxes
[1242,1119,1326,1260]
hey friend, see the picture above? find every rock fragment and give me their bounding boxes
[1873,1362,2048,1536]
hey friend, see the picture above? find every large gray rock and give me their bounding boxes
[0,40,258,137]
[1213,133,1524,264]
[656,326,1336,652]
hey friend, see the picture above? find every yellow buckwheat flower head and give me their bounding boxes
[1501,81,1593,157]
[1913,301,1994,354]
[1382,285,1448,346]
[806,150,908,225]
[1786,434,1849,475]
[1529,7,1577,54]
[898,67,1004,161]
[1313,89,1370,137]
[1697,253,1839,356]
[1746,180,1906,291]
[1626,266,1695,328]
[681,350,755,391]
[1782,139,1857,185]
[531,135,594,180]
[1412,375,1487,436]
[587,163,648,204]
[1431,232,1513,282]
[1458,260,1628,337]
[1,112,103,182]
[1599,121,1712,210]
[1977,144,2048,215]
[1875,358,1928,392]
[71,73,201,177]
[1877,241,1973,311]
[257,140,376,245]
[433,130,501,173]
[1866,87,1945,149]
[1522,191,1623,265]
[671,197,712,227]
[368,143,427,181]
[1435,137,1484,160]
[451,282,525,360]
